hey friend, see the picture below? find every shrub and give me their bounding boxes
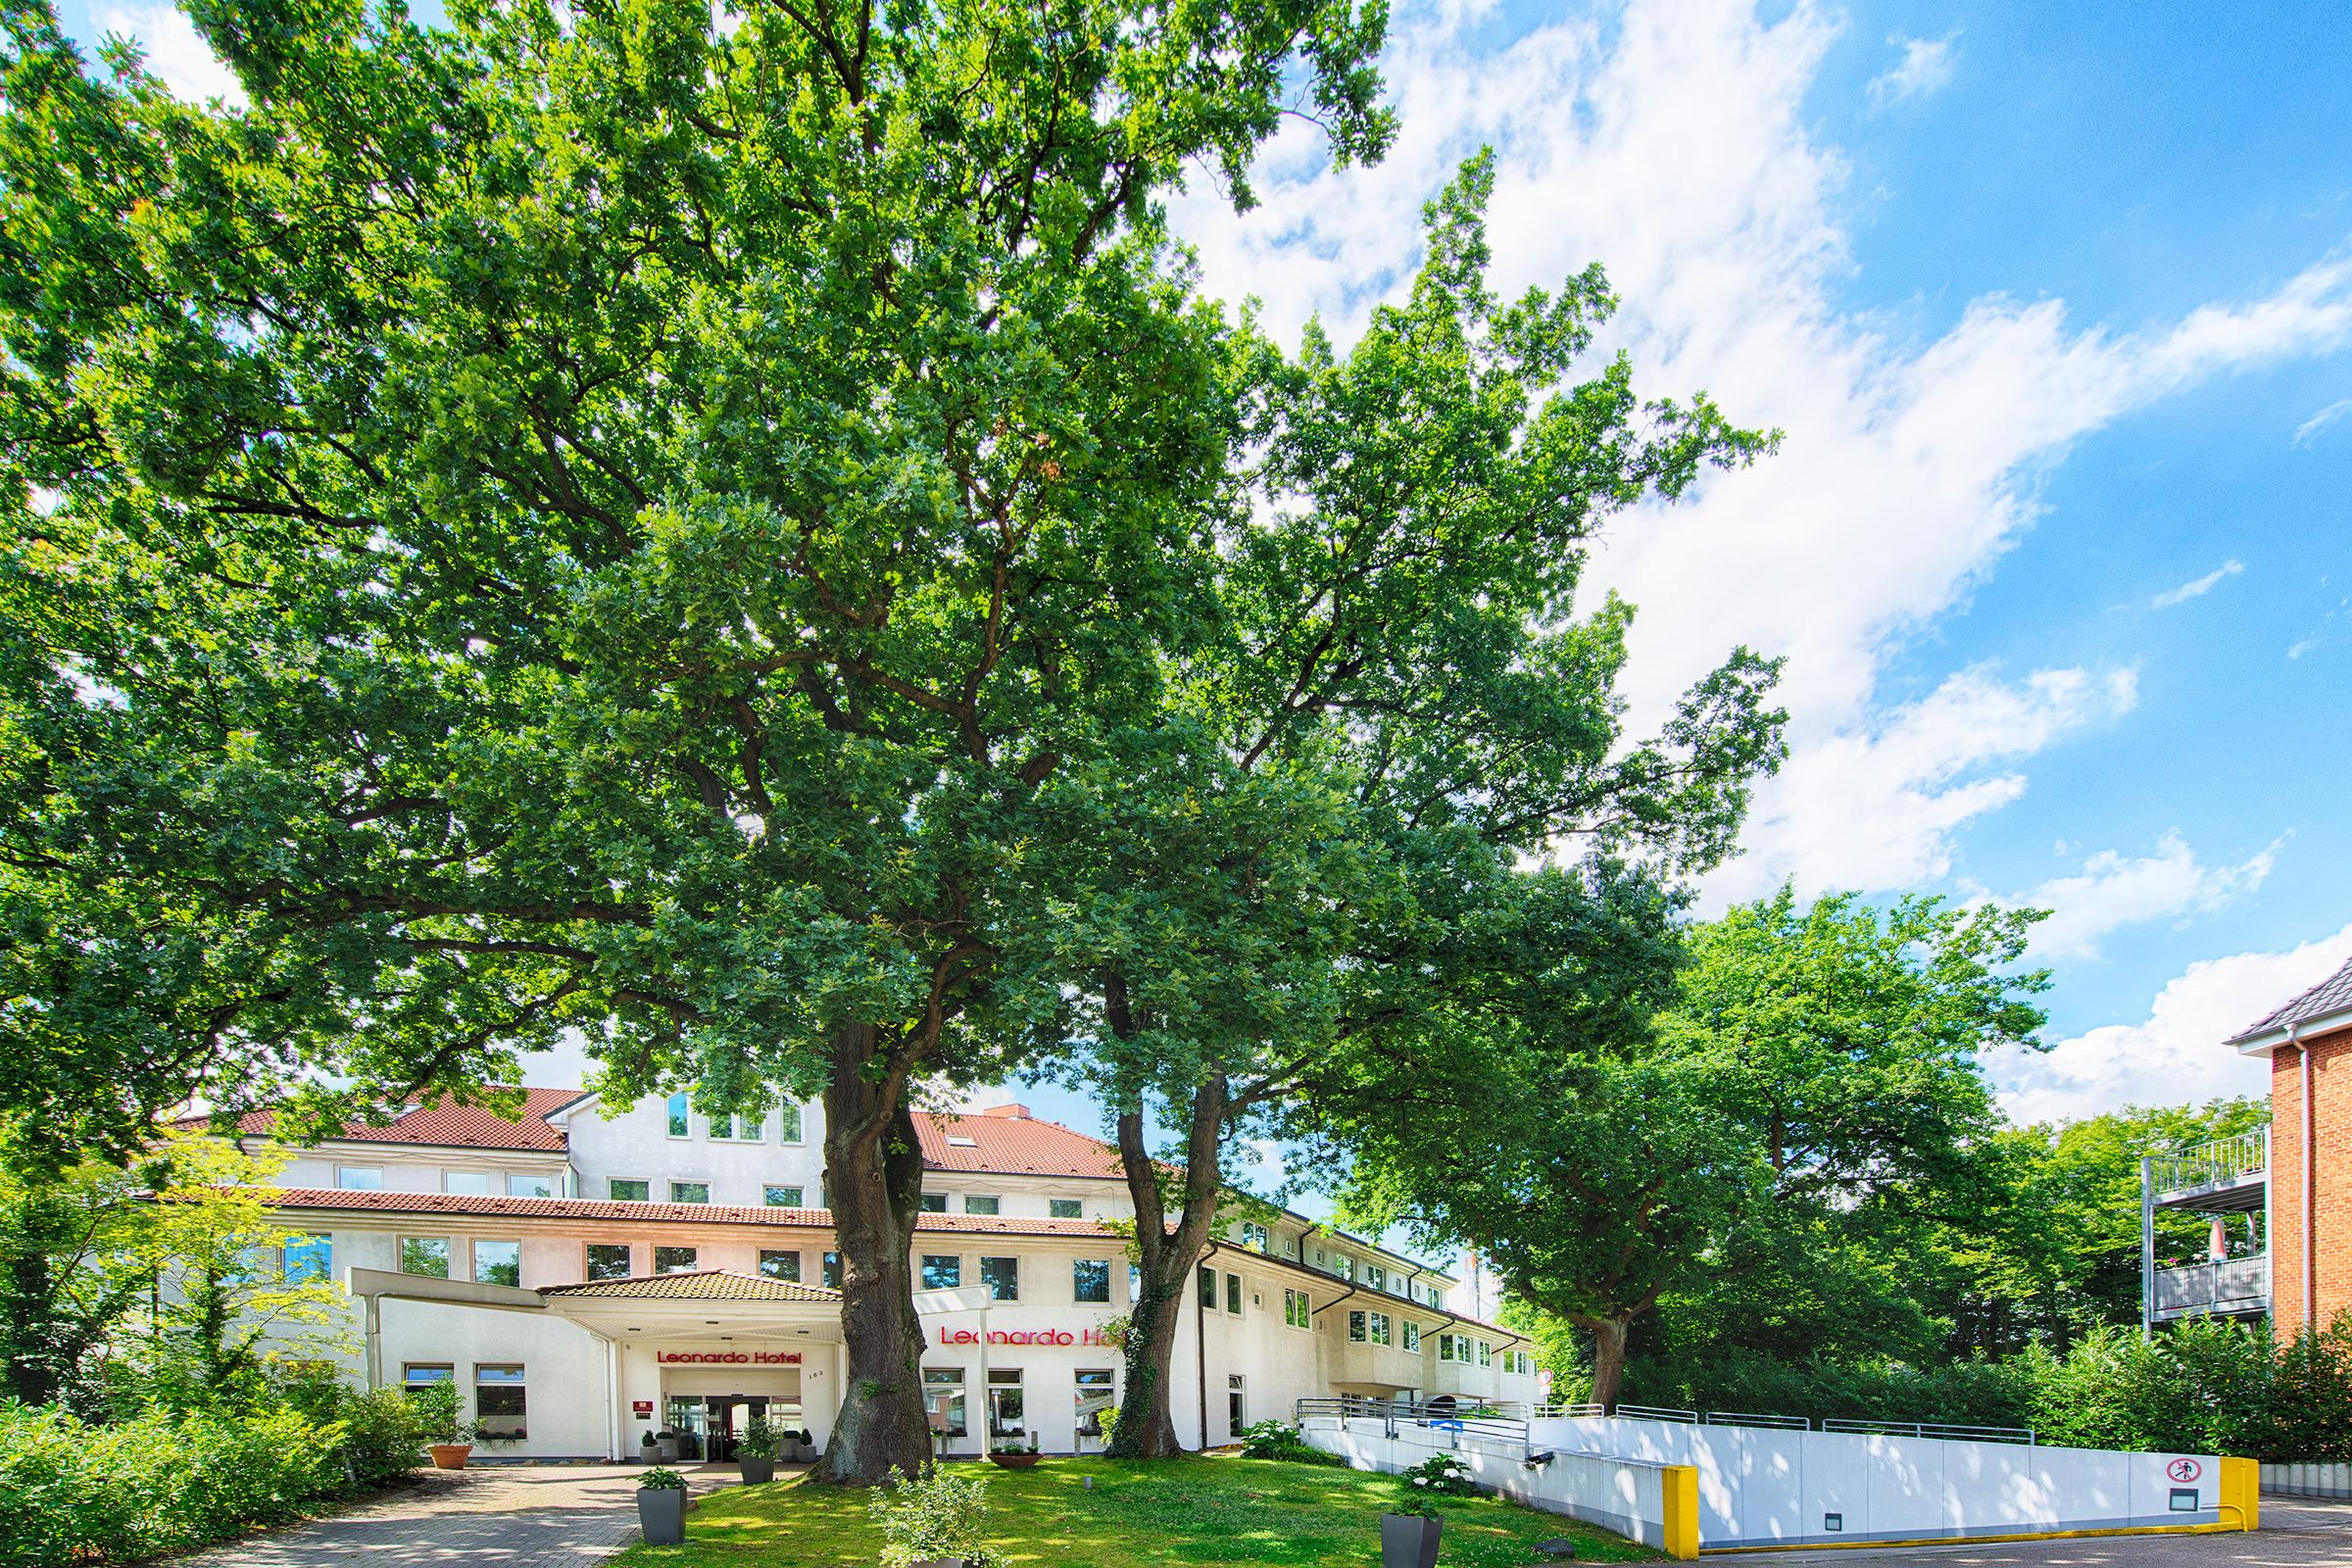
[1395,1451,1478,1516]
[1236,1418,1346,1467]
[330,1386,432,1492]
[868,1463,1001,1568]
[0,1399,355,1566]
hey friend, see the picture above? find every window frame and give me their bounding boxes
[506,1173,556,1199]
[470,1238,522,1287]
[665,1092,690,1139]
[921,1254,962,1290]
[963,1194,1002,1216]
[1048,1198,1084,1220]
[762,1184,805,1208]
[979,1254,1019,1302]
[653,1245,699,1274]
[1348,1309,1367,1343]
[334,1165,383,1191]
[1072,1257,1111,1304]
[1225,1271,1242,1316]
[667,1180,710,1205]
[473,1363,526,1440]
[776,1102,805,1145]
[609,1177,652,1202]
[758,1249,802,1282]
[398,1236,451,1279]
[283,1233,332,1284]
[585,1243,633,1282]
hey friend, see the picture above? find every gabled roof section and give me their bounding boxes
[914,1107,1124,1178]
[189,1088,585,1152]
[539,1269,840,1302]
[2230,954,2352,1046]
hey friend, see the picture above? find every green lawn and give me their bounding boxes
[619,1455,1658,1568]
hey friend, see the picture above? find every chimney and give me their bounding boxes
[978,1103,1031,1119]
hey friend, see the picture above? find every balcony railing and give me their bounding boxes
[2147,1128,2268,1198]
[2151,1252,2271,1319]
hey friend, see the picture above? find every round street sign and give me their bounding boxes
[2166,1457,2201,1484]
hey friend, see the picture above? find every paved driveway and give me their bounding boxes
[179,1463,750,1568]
[1748,1494,2352,1566]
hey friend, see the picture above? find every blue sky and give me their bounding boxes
[57,0,2352,1144]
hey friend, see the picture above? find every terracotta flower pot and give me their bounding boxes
[988,1452,1041,1471]
[427,1444,473,1470]
[1381,1513,1441,1568]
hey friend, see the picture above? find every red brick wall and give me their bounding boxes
[2270,1023,2352,1334]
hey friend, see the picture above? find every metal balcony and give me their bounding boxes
[2149,1253,2271,1322]
[2146,1127,2268,1212]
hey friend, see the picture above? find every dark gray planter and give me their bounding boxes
[655,1435,680,1462]
[638,1486,688,1545]
[1381,1513,1441,1568]
[739,1455,775,1484]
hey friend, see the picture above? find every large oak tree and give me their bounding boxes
[0,0,1391,1481]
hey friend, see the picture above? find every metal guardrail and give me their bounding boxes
[1610,1403,1698,1424]
[1821,1418,2034,1446]
[1533,1401,1605,1419]
[1706,1410,1811,1431]
[2152,1253,2271,1317]
[2147,1128,2268,1197]
[1295,1396,1527,1448]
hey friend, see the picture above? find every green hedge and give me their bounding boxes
[0,1390,427,1566]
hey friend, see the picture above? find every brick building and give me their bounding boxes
[2232,955,2352,1333]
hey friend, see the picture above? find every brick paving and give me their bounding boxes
[177,1462,755,1568]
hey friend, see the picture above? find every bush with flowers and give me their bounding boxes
[1395,1450,1479,1514]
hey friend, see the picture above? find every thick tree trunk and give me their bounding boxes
[813,1024,934,1485]
[1583,1315,1630,1410]
[1107,1065,1229,1459]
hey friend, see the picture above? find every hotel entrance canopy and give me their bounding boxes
[537,1268,844,1343]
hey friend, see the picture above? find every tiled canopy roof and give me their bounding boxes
[253,1187,1114,1237]
[913,1105,1125,1178]
[539,1269,840,1303]
[2230,954,2352,1043]
[188,1088,584,1152]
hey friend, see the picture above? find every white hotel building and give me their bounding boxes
[221,1089,1541,1460]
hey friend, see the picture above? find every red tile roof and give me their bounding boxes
[190,1088,585,1152]
[913,1108,1125,1179]
[252,1187,1117,1238]
[540,1269,840,1302]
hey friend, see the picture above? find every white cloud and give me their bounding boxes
[1867,32,1959,110]
[1169,0,2352,903]
[2150,559,2245,609]
[2019,831,2283,960]
[98,4,244,107]
[2288,636,2321,660]
[1996,922,2352,1124]
[2291,396,2352,445]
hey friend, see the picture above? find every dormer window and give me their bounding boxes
[947,1135,978,1148]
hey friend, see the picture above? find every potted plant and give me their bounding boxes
[871,1463,1000,1568]
[638,1430,658,1464]
[737,1414,779,1485]
[986,1439,1041,1471]
[1384,1452,1475,1568]
[654,1427,681,1462]
[1381,1508,1442,1568]
[637,1467,690,1545]
[412,1381,477,1470]
[791,1428,815,1463]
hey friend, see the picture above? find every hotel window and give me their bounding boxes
[986,1367,1025,1439]
[777,1102,804,1144]
[336,1166,382,1191]
[1228,1374,1246,1434]
[666,1093,689,1138]
[399,1238,450,1279]
[1369,1311,1391,1346]
[1348,1310,1367,1343]
[472,1240,521,1287]
[1199,1265,1216,1308]
[710,1110,762,1141]
[980,1255,1019,1302]
[1284,1288,1310,1329]
[282,1234,332,1284]
[1335,1255,1356,1282]
[759,1250,802,1282]
[923,1368,967,1437]
[763,1185,804,1207]
[1073,1258,1111,1303]
[444,1170,492,1196]
[474,1364,526,1439]
[1050,1199,1083,1220]
[1075,1368,1116,1438]
[965,1195,1001,1216]
[1364,1262,1385,1291]
[508,1174,555,1199]
[1438,1334,1459,1363]
[823,1250,843,1289]
[1478,1341,1492,1368]
[1129,1261,1142,1302]
[1239,1221,1270,1252]
[610,1178,650,1202]
[1225,1272,1242,1315]
[920,1194,949,1213]
[586,1244,632,1281]
[922,1254,962,1290]
[402,1363,453,1395]
[1402,1321,1421,1352]
[655,1246,698,1274]
[668,1181,710,1204]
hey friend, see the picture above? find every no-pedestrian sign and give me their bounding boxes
[2166,1457,2201,1484]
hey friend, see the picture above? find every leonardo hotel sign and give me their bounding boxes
[656,1350,803,1365]
[935,1325,1121,1348]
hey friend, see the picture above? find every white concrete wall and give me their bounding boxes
[2265,1461,2352,1497]
[274,1145,567,1196]
[1311,1416,1676,1549]
[376,1298,617,1460]
[1529,1417,2226,1547]
[564,1097,826,1208]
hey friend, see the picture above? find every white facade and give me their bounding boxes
[255,1090,1540,1460]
